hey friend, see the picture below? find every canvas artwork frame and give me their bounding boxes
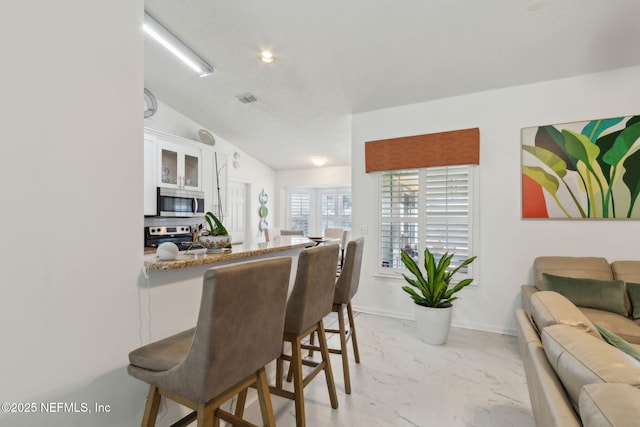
[521,115,640,219]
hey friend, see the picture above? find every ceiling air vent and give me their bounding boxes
[236,93,258,104]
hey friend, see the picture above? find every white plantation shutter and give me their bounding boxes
[321,192,336,228]
[423,166,472,271]
[289,192,310,235]
[380,170,419,269]
[288,187,352,234]
[380,165,474,275]
[322,190,352,229]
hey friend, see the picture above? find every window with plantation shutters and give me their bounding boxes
[379,165,475,278]
[321,190,352,229]
[289,191,311,235]
[287,187,351,235]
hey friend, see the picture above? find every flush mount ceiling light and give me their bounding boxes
[143,12,214,77]
[312,156,327,166]
[259,50,275,63]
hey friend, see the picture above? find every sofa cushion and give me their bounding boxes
[541,324,640,410]
[533,256,613,290]
[542,273,628,316]
[579,307,640,344]
[611,261,640,314]
[627,282,640,319]
[579,383,640,427]
[594,324,640,363]
[611,260,640,282]
[530,291,601,340]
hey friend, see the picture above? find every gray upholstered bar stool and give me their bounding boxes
[268,244,340,427]
[325,237,365,395]
[127,257,292,427]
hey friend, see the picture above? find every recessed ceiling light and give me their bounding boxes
[312,156,327,166]
[259,50,275,63]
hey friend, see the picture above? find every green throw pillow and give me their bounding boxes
[627,282,640,319]
[542,273,628,316]
[594,324,640,363]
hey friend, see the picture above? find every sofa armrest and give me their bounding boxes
[522,284,538,317]
[515,309,581,427]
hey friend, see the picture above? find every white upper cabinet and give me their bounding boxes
[157,141,201,190]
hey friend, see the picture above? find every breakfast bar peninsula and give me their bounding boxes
[144,235,314,270]
[139,236,315,345]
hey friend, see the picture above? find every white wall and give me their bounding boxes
[351,66,640,335]
[146,100,276,244]
[0,1,145,426]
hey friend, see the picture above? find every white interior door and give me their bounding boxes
[228,181,247,244]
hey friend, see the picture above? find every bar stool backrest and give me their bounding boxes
[175,257,291,402]
[334,238,365,304]
[284,244,340,334]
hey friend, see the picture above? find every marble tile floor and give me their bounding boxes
[243,312,535,427]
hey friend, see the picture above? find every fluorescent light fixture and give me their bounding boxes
[312,156,327,166]
[143,12,214,77]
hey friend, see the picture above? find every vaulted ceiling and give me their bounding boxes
[144,0,640,170]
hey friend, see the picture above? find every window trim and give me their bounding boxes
[376,165,478,284]
[287,186,352,235]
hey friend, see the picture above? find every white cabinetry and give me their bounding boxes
[157,141,201,191]
[143,135,157,215]
[144,128,204,216]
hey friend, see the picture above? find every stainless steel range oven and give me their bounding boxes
[145,225,201,251]
[157,187,205,217]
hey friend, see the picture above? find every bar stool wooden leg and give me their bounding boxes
[141,385,161,427]
[234,388,248,419]
[291,335,306,427]
[347,302,361,363]
[256,367,277,427]
[336,304,352,394]
[276,350,285,389]
[307,331,316,358]
[318,321,339,408]
[196,402,214,427]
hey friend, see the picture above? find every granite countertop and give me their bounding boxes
[144,236,315,270]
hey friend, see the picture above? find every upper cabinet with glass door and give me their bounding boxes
[158,140,201,191]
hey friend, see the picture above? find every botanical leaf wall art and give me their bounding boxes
[522,115,640,219]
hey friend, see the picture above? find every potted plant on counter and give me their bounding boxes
[400,247,476,345]
[198,211,231,252]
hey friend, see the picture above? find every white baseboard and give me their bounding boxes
[352,304,517,336]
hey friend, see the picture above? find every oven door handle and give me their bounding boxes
[192,196,198,215]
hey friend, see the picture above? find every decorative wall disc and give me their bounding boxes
[258,189,269,232]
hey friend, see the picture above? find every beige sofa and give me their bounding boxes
[517,257,640,427]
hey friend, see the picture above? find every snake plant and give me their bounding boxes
[400,247,476,308]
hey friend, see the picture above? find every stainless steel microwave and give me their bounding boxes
[157,187,205,217]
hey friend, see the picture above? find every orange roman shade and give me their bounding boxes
[365,127,480,172]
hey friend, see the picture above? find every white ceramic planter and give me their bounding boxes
[414,303,453,345]
[198,234,231,250]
